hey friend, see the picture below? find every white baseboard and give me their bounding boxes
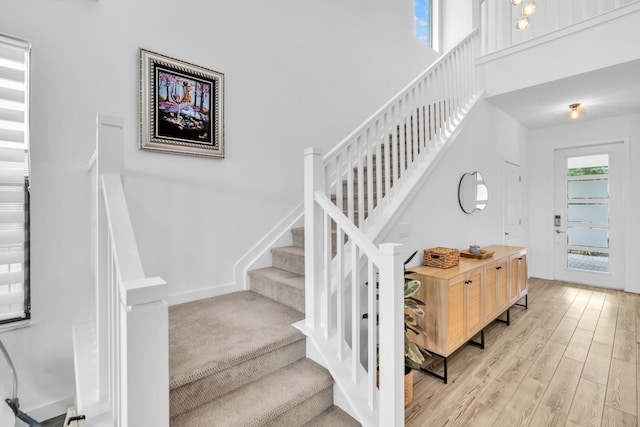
[168,282,241,306]
[167,203,304,306]
[233,203,304,291]
[529,271,553,280]
[16,396,75,426]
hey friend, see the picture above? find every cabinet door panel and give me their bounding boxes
[466,270,483,336]
[518,253,528,295]
[447,279,466,351]
[485,266,497,322]
[509,256,519,302]
[496,261,508,311]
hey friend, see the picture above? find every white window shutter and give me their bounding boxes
[0,35,29,324]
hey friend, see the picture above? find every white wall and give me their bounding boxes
[441,0,475,52]
[378,100,528,268]
[527,113,640,293]
[0,0,439,418]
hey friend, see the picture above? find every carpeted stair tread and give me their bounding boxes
[271,245,305,275]
[249,267,305,313]
[303,406,362,426]
[170,358,333,427]
[169,291,304,389]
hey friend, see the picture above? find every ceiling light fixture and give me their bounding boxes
[513,0,536,30]
[568,103,585,120]
[522,2,537,16]
[516,16,530,30]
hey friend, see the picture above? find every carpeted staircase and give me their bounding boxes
[167,144,404,425]
[168,226,360,426]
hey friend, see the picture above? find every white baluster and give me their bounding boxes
[336,223,345,361]
[383,110,392,198]
[351,242,361,383]
[365,128,374,223]
[366,259,377,409]
[323,210,331,338]
[398,97,407,184]
[346,145,355,223]
[375,129,382,211]
[356,135,365,230]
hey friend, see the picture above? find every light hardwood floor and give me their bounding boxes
[405,278,639,427]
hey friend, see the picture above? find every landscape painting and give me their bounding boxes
[140,49,225,158]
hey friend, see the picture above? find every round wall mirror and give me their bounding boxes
[458,171,488,214]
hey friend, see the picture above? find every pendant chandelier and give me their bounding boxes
[512,0,537,30]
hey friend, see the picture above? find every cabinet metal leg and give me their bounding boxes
[420,353,448,384]
[468,329,485,350]
[515,294,528,309]
[495,308,510,326]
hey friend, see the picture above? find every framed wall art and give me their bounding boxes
[140,49,224,158]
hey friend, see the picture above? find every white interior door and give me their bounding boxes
[503,161,522,245]
[553,143,625,289]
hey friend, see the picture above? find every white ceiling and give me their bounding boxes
[485,59,640,129]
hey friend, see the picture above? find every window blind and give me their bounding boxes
[0,35,30,324]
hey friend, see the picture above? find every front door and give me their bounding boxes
[553,142,625,289]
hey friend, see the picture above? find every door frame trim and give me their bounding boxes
[552,137,630,291]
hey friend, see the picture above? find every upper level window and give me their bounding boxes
[415,0,432,47]
[0,34,30,326]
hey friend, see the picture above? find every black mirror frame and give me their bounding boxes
[458,171,488,214]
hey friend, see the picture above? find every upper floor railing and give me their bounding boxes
[479,0,640,55]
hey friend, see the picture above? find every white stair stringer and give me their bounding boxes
[293,320,377,427]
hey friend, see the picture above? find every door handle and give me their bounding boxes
[505,232,510,236]
[555,229,565,234]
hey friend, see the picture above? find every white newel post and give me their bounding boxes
[304,148,324,330]
[120,278,169,427]
[378,243,404,426]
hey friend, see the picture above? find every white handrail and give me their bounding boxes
[324,29,479,164]
[302,30,483,425]
[322,30,479,237]
[79,115,169,427]
[100,174,168,427]
[314,192,379,260]
[304,149,404,425]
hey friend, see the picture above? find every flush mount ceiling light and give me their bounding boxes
[512,0,523,5]
[568,103,585,120]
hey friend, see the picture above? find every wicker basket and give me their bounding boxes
[424,247,460,268]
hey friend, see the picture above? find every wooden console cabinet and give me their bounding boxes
[408,245,528,382]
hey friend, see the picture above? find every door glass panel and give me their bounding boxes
[567,250,609,272]
[567,154,609,174]
[567,227,608,248]
[564,153,610,273]
[567,179,608,199]
[567,203,608,223]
